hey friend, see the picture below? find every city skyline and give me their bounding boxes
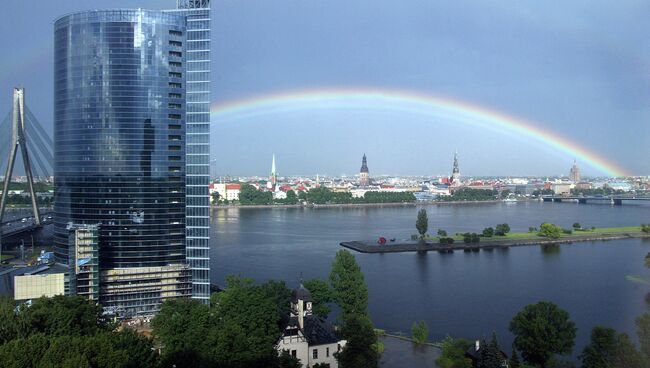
[0,1,648,177]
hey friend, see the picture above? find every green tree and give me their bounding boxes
[510,343,521,368]
[509,301,576,368]
[416,209,428,239]
[336,314,378,368]
[411,320,428,344]
[303,279,333,319]
[436,337,473,368]
[495,223,510,236]
[152,298,214,367]
[239,184,273,205]
[581,326,645,368]
[572,223,581,230]
[278,349,301,368]
[284,190,298,205]
[478,333,503,368]
[210,276,283,367]
[636,313,650,363]
[0,297,17,345]
[482,227,494,237]
[438,229,448,237]
[329,250,369,317]
[16,295,107,338]
[538,223,563,239]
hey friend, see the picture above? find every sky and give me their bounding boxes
[0,0,648,177]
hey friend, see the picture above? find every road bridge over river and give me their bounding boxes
[542,196,650,205]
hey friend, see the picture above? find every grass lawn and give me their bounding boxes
[423,226,644,244]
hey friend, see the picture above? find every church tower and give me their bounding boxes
[359,154,370,186]
[270,154,277,188]
[450,151,461,185]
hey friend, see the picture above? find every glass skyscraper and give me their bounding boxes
[167,0,211,304]
[54,9,192,315]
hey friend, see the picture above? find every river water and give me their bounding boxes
[210,201,650,360]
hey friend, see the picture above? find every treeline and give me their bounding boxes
[441,188,498,202]
[437,300,650,368]
[0,296,157,367]
[0,194,52,206]
[307,187,415,205]
[0,181,52,193]
[234,185,416,206]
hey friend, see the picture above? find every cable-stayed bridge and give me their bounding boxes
[0,88,53,252]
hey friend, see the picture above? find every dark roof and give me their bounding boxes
[304,316,340,346]
[292,284,313,302]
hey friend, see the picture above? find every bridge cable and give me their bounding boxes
[25,125,54,168]
[27,143,50,179]
[25,107,54,149]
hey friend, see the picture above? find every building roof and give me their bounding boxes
[292,284,313,302]
[225,184,241,190]
[303,316,340,346]
[0,263,68,297]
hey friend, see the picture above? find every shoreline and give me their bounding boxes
[341,231,650,253]
[211,199,533,210]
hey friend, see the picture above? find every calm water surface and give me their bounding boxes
[210,201,650,359]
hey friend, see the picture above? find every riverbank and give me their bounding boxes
[341,228,650,253]
[379,335,441,368]
[211,199,532,210]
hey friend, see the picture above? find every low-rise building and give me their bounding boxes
[0,264,69,301]
[277,285,346,368]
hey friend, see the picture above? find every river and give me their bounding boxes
[210,201,650,362]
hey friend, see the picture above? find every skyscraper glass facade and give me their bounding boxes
[167,0,211,304]
[54,10,191,314]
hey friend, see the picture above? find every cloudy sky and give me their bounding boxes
[0,0,648,177]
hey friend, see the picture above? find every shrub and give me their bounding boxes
[562,229,573,235]
[437,229,448,237]
[495,223,511,236]
[572,223,581,230]
[642,224,650,234]
[411,321,429,344]
[529,227,538,233]
[538,223,563,239]
[411,234,419,241]
[483,227,495,237]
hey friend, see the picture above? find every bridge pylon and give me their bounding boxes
[0,88,41,226]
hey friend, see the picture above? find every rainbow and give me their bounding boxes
[210,88,630,177]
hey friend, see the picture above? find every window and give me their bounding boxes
[326,347,329,357]
[169,30,183,37]
[169,40,182,47]
[169,51,182,58]
[291,350,296,358]
[313,349,318,360]
[169,72,182,78]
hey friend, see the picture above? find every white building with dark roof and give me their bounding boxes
[277,284,346,368]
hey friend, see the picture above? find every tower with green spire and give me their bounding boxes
[270,154,277,188]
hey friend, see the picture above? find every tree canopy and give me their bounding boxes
[329,250,369,318]
[509,301,576,367]
[416,209,428,238]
